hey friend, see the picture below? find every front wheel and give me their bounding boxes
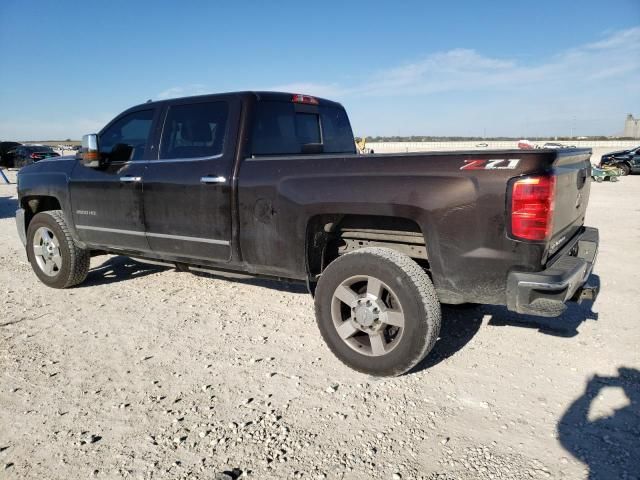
[315,247,441,377]
[26,210,90,288]
[618,163,631,176]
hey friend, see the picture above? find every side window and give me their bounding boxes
[99,109,154,162]
[159,101,228,159]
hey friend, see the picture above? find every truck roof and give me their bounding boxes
[131,91,345,110]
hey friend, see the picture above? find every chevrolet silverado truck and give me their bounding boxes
[15,91,599,376]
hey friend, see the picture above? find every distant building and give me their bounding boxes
[623,114,640,138]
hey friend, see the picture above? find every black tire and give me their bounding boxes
[315,247,441,376]
[26,210,90,288]
[618,163,631,176]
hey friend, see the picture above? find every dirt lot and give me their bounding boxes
[0,167,638,480]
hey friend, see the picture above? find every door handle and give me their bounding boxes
[120,176,142,183]
[201,175,226,184]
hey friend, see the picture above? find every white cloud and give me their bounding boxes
[254,27,639,116]
[266,82,346,99]
[157,84,209,100]
[356,27,640,97]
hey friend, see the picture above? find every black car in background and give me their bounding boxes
[12,145,60,168]
[0,141,22,168]
[600,145,640,175]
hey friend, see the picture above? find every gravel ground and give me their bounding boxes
[0,167,638,480]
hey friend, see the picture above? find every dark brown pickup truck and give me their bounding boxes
[15,91,599,376]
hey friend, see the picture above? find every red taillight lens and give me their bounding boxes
[510,176,555,241]
[291,94,319,105]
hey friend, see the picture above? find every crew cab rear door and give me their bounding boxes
[141,97,240,261]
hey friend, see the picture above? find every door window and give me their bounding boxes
[159,101,229,159]
[99,109,154,162]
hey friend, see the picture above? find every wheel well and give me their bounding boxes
[306,214,428,279]
[22,196,62,230]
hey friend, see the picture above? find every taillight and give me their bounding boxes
[510,175,555,241]
[291,94,319,105]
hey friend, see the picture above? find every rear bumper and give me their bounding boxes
[506,227,599,317]
[16,208,26,246]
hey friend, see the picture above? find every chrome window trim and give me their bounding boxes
[245,153,356,162]
[147,153,224,164]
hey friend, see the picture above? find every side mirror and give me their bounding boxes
[79,134,101,168]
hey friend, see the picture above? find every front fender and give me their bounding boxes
[17,158,83,246]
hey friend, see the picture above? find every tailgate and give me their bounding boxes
[548,149,592,258]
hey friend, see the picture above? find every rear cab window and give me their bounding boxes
[250,100,356,156]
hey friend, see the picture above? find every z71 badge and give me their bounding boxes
[460,159,520,170]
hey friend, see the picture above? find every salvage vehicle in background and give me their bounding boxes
[15,91,599,376]
[591,165,622,182]
[13,145,60,168]
[0,141,22,168]
[599,145,640,175]
[542,142,576,149]
[517,139,535,149]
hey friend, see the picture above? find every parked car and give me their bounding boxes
[15,91,599,376]
[0,141,22,168]
[542,142,568,149]
[517,139,536,149]
[591,165,622,182]
[13,145,60,168]
[599,145,640,175]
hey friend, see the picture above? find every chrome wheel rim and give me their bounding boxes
[33,227,62,277]
[331,275,405,357]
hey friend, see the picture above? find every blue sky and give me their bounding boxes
[1,0,639,139]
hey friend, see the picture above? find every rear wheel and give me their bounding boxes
[315,247,441,376]
[26,210,90,288]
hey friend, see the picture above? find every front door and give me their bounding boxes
[69,108,157,252]
[142,98,236,261]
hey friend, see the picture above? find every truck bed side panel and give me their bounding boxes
[237,150,562,304]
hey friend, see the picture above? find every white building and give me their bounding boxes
[623,114,640,138]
